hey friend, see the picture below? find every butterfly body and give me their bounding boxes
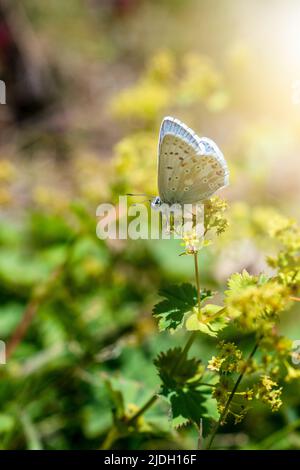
[153,116,229,208]
[151,196,162,210]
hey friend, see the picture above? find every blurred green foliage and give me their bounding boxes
[0,0,299,450]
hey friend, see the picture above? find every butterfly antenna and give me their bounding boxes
[126,193,154,197]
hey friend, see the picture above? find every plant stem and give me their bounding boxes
[290,296,300,302]
[126,394,158,426]
[6,235,77,360]
[100,427,121,450]
[6,265,63,360]
[182,331,197,359]
[194,252,201,315]
[197,418,203,450]
[206,338,261,450]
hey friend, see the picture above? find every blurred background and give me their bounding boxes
[0,0,300,450]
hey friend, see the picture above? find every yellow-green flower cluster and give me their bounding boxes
[211,375,253,424]
[225,270,290,331]
[181,231,202,254]
[255,375,282,412]
[208,341,242,374]
[212,376,232,415]
[0,159,16,207]
[110,50,174,126]
[110,49,228,127]
[204,196,228,237]
[181,229,212,255]
[178,54,229,112]
[111,81,170,125]
[33,186,70,214]
[228,206,300,293]
[267,217,300,290]
[284,362,300,383]
[112,132,157,197]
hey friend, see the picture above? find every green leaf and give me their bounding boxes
[167,388,219,430]
[154,348,204,389]
[154,348,218,431]
[153,284,214,332]
[186,304,228,337]
[226,270,257,295]
[199,289,215,303]
[0,413,15,434]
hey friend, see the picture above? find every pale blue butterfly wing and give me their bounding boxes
[157,116,229,205]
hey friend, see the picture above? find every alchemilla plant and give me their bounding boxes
[101,196,300,450]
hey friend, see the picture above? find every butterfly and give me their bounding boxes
[151,116,229,210]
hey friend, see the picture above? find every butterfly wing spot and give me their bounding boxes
[184,187,189,192]
[184,168,191,174]
[167,166,173,170]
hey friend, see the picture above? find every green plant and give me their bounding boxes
[101,197,300,450]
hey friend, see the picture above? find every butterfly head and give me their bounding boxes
[151,196,162,211]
